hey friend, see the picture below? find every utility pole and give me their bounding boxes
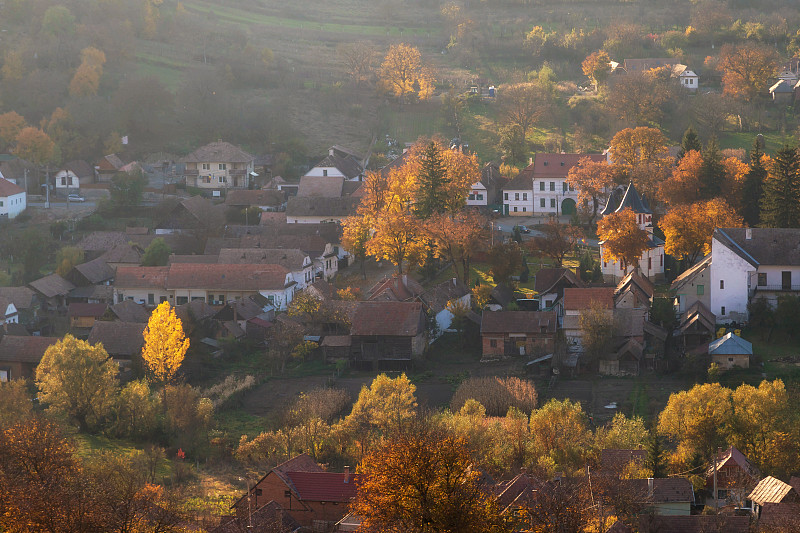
[44,167,50,209]
[713,448,718,511]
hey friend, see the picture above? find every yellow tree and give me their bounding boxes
[379,43,435,103]
[68,46,106,97]
[35,335,118,432]
[581,50,611,90]
[659,149,703,206]
[424,210,488,285]
[366,209,425,274]
[661,198,743,264]
[721,156,749,214]
[596,208,649,270]
[141,301,190,387]
[608,127,672,199]
[13,127,56,166]
[529,399,592,472]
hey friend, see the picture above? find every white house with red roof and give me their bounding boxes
[0,177,26,219]
[531,153,606,216]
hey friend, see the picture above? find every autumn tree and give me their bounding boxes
[716,42,780,100]
[760,145,800,228]
[69,46,106,97]
[529,399,591,471]
[659,150,703,206]
[605,71,669,127]
[497,82,552,141]
[582,50,611,90]
[608,127,671,199]
[596,208,649,271]
[367,209,425,274]
[13,127,56,168]
[0,111,27,151]
[424,210,488,285]
[35,335,118,432]
[110,171,147,208]
[525,218,583,267]
[142,302,190,388]
[341,215,371,279]
[55,245,84,276]
[0,379,33,425]
[698,136,725,199]
[565,157,619,226]
[662,198,743,264]
[353,420,506,533]
[741,137,767,227]
[337,41,375,86]
[379,43,435,103]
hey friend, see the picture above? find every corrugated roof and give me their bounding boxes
[218,248,309,270]
[708,332,752,355]
[749,476,796,505]
[480,311,557,334]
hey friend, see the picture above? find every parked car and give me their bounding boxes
[516,225,530,234]
[67,194,85,203]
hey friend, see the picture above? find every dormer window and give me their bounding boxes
[543,161,548,166]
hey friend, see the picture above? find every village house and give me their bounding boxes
[671,255,711,314]
[708,332,752,369]
[467,162,507,208]
[419,278,472,336]
[87,321,146,367]
[533,267,585,316]
[0,297,18,327]
[68,303,107,330]
[749,475,800,517]
[0,335,60,381]
[711,227,800,324]
[182,141,255,190]
[599,182,665,283]
[349,301,427,370]
[54,160,93,194]
[217,248,314,289]
[0,287,39,329]
[224,189,285,212]
[285,196,360,224]
[480,310,557,358]
[561,287,615,352]
[676,300,716,352]
[232,454,358,530]
[530,153,606,216]
[0,177,26,219]
[29,273,75,312]
[304,145,366,182]
[502,165,534,216]
[704,446,759,509]
[95,154,125,182]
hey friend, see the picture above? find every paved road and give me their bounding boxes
[493,215,600,247]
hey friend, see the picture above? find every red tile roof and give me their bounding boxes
[0,177,24,196]
[0,336,60,364]
[531,153,607,179]
[285,472,361,502]
[563,287,614,310]
[166,263,291,291]
[115,266,170,289]
[349,301,424,337]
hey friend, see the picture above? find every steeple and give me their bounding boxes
[615,181,651,214]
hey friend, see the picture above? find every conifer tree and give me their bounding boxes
[677,126,702,161]
[414,141,448,219]
[699,136,724,199]
[760,145,800,228]
[741,138,767,227]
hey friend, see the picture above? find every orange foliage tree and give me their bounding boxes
[141,301,190,388]
[352,421,506,533]
[525,218,584,267]
[424,209,488,285]
[660,198,744,264]
[608,127,672,200]
[565,157,620,225]
[716,42,780,100]
[596,208,649,270]
[659,150,703,206]
[581,50,611,90]
[0,111,27,150]
[13,127,56,166]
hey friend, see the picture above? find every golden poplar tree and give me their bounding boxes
[596,208,649,271]
[141,301,189,386]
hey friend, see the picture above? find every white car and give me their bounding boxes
[68,194,85,203]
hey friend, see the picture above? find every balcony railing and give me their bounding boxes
[749,284,800,298]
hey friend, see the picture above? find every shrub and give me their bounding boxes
[201,374,256,409]
[450,376,538,416]
[287,387,351,425]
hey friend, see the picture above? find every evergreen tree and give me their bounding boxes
[761,145,800,228]
[698,136,724,199]
[414,141,449,219]
[646,428,667,478]
[677,126,702,161]
[741,138,767,227]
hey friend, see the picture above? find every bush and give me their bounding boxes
[450,376,538,416]
[201,374,256,409]
[287,387,351,425]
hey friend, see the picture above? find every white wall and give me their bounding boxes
[533,178,578,214]
[0,192,26,219]
[503,189,533,216]
[305,166,345,179]
[466,183,488,206]
[710,236,753,323]
[600,245,664,283]
[55,170,79,189]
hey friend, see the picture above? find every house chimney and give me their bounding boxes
[647,477,654,497]
[452,277,457,286]
[344,466,351,484]
[746,228,752,240]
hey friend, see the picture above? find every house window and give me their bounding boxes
[720,280,724,289]
[721,306,726,315]
[0,201,3,207]
[118,293,124,303]
[562,182,568,192]
[540,198,545,207]
[522,207,526,212]
[522,193,527,201]
[490,339,497,348]
[648,257,652,270]
[61,177,67,185]
[176,296,188,305]
[550,182,555,191]
[477,194,483,200]
[539,181,545,191]
[728,357,734,363]
[569,184,575,191]
[515,193,519,201]
[550,199,555,208]
[323,169,328,176]
[219,163,227,170]
[504,193,508,200]
[468,194,475,200]
[513,206,518,212]
[660,254,663,266]
[697,285,704,296]
[202,163,210,170]
[758,273,767,286]
[148,293,154,305]
[0,369,7,382]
